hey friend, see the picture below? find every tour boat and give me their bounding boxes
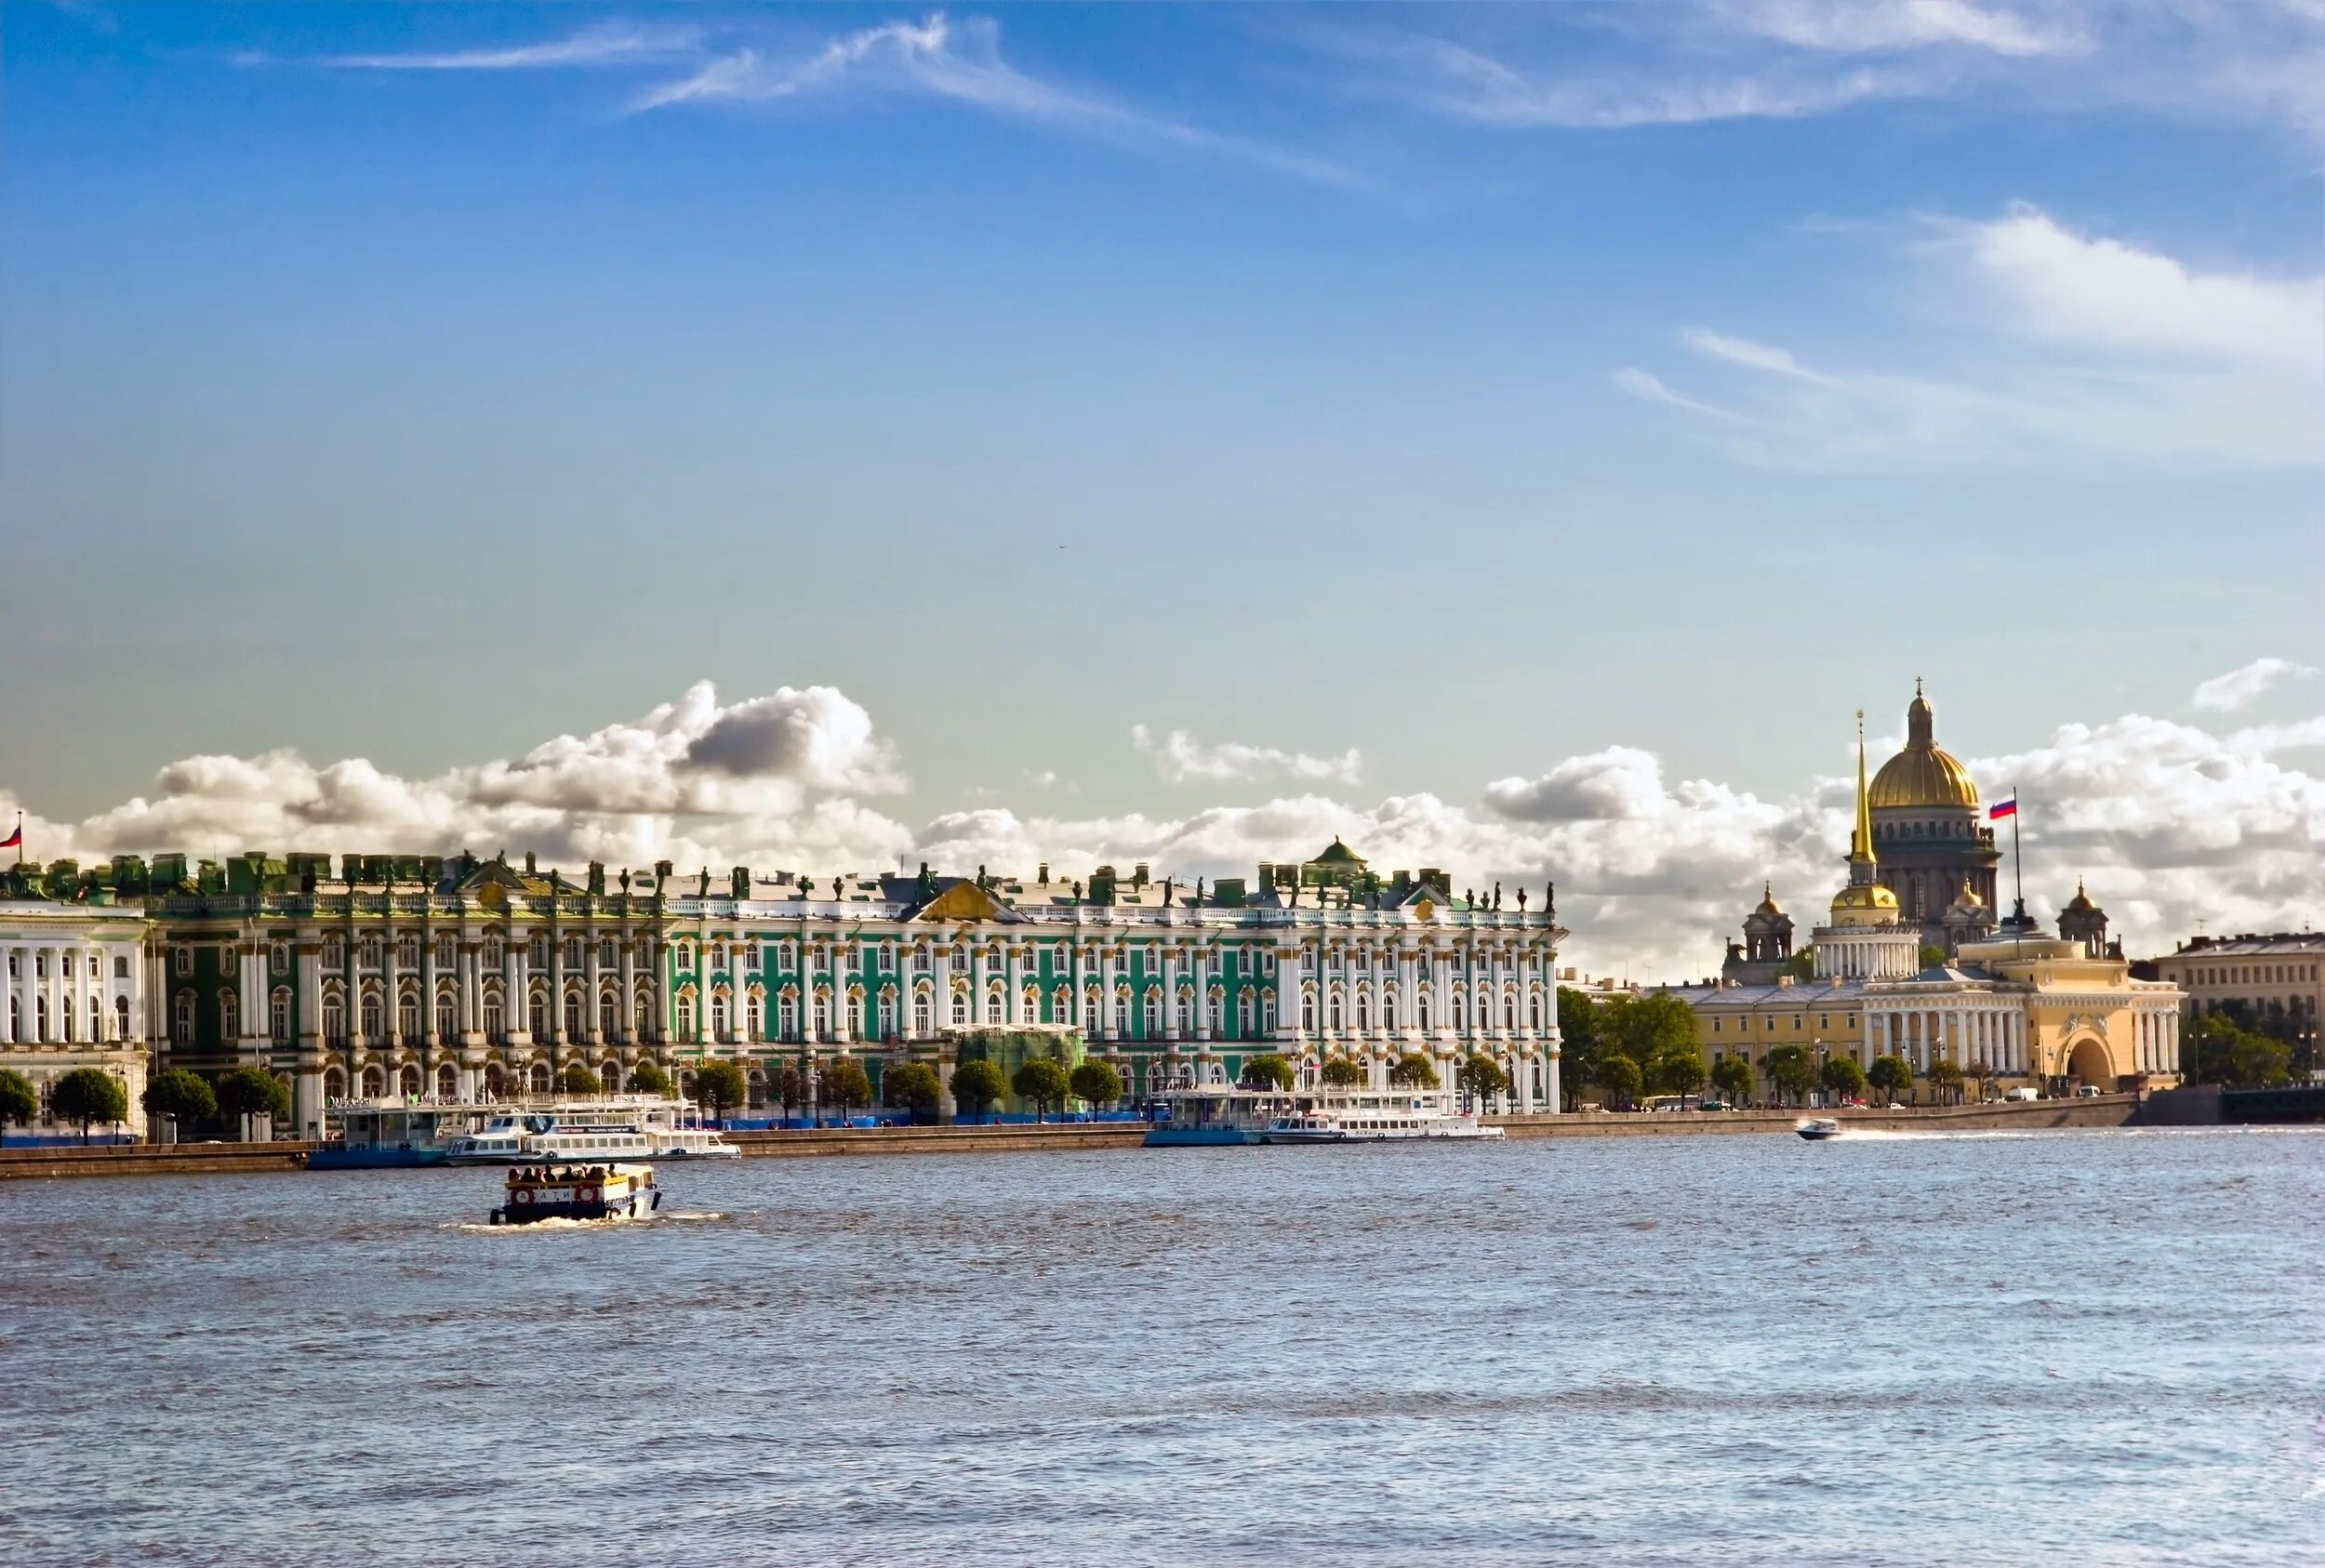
[1142,1086,1293,1147]
[1260,1087,1505,1144]
[432,1096,737,1165]
[1795,1117,1842,1141]
[489,1162,660,1225]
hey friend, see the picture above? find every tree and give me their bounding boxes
[1867,1054,1912,1106]
[774,1064,805,1121]
[1647,1045,1707,1098]
[1920,943,1949,970]
[1013,1057,1070,1120]
[1760,1044,1816,1109]
[1457,1053,1509,1106]
[0,1067,37,1133]
[1594,1053,1642,1110]
[629,1059,673,1097]
[2191,1014,2291,1087]
[52,1070,129,1144]
[1820,1053,1867,1104]
[951,1058,1007,1123]
[1709,1056,1754,1106]
[1555,988,1607,1110]
[822,1058,872,1122]
[1068,1058,1123,1112]
[1604,993,1699,1068]
[1388,1052,1441,1090]
[884,1061,944,1123]
[693,1060,749,1122]
[142,1067,218,1136]
[1320,1056,1367,1089]
[1774,946,1817,984]
[1928,1059,1966,1106]
[216,1065,290,1139]
[1240,1054,1296,1093]
[559,1062,604,1096]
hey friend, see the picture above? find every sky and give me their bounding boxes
[1,1,2320,979]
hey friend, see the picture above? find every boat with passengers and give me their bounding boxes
[488,1162,660,1225]
[314,1093,735,1169]
[1260,1085,1505,1144]
[1142,1085,1297,1147]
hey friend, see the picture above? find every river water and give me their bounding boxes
[3,1127,2319,1566]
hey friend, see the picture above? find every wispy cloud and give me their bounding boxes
[314,21,699,73]
[1618,206,2325,472]
[2195,658,2321,713]
[627,13,1356,187]
[1712,0,2091,59]
[1132,725,1364,788]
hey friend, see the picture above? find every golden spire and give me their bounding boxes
[1851,708,1875,865]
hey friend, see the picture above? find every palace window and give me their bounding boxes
[601,991,619,1041]
[434,937,455,970]
[114,955,130,980]
[877,995,895,1040]
[748,994,763,1041]
[677,941,697,972]
[482,997,503,1038]
[599,937,616,967]
[986,986,1004,1026]
[1417,992,1431,1031]
[1385,994,1398,1030]
[113,994,129,1041]
[175,947,193,977]
[359,936,379,968]
[744,942,760,969]
[1144,990,1161,1037]
[1115,994,1131,1036]
[324,937,345,970]
[271,942,289,975]
[711,942,727,972]
[483,937,503,969]
[1302,993,1318,1033]
[1176,994,1192,1035]
[711,993,729,1043]
[220,991,241,1040]
[1239,992,1255,1038]
[814,993,831,1038]
[529,992,550,1039]
[435,994,457,1041]
[781,994,799,1042]
[913,992,931,1036]
[677,996,698,1038]
[173,991,194,1044]
[562,937,579,968]
[399,936,419,968]
[778,942,795,970]
[951,989,969,1027]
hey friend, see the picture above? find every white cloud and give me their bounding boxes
[8,679,2323,984]
[1621,206,2325,472]
[2194,657,2321,712]
[1719,0,2089,59]
[1131,725,1364,787]
[314,22,701,72]
[628,12,1356,187]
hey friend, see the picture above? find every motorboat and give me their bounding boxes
[489,1162,659,1225]
[1795,1117,1842,1141]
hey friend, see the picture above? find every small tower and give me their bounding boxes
[1744,884,1794,964]
[2057,880,2109,958]
[1939,881,1994,956]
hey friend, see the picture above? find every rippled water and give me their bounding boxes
[4,1128,2320,1566]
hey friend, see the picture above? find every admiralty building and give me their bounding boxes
[1,838,1567,1138]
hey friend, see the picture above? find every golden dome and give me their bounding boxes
[1869,682,1979,809]
[1753,884,1784,917]
[1828,880,1901,927]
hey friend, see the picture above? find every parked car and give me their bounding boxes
[2075,1084,2104,1098]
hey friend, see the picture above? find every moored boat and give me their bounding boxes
[1795,1117,1842,1141]
[1261,1087,1505,1144]
[1142,1086,1290,1147]
[490,1162,659,1224]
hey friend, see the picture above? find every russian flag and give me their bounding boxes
[1989,796,2017,821]
[0,818,19,850]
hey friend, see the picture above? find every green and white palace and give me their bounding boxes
[2,838,1568,1138]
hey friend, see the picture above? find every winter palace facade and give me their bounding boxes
[1,838,1567,1139]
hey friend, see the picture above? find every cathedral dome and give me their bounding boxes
[1869,682,1980,809]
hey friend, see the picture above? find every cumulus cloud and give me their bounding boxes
[1621,206,2325,472]
[7,679,2322,983]
[1132,725,1364,787]
[2193,657,2320,713]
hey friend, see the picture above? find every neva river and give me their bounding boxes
[4,1128,2320,1567]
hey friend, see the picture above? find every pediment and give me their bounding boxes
[913,880,1004,924]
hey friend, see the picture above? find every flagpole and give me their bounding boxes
[2011,784,2023,911]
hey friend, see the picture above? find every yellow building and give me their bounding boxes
[1660,705,2182,1099]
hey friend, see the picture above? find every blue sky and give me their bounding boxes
[3,2,2320,972]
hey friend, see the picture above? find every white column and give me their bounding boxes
[583,936,602,1048]
[1006,946,1022,1026]
[1162,947,1178,1041]
[617,935,636,1045]
[1277,942,1301,1044]
[507,941,530,1046]
[1191,944,1209,1041]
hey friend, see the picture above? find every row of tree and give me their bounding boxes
[0,1064,297,1145]
[676,1055,1133,1123]
[2186,1011,2296,1088]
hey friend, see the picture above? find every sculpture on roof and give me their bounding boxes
[1193,877,1205,906]
[1517,887,1527,912]
[1162,877,1174,907]
[732,867,750,900]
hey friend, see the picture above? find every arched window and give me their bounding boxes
[220,991,241,1041]
[528,1062,551,1094]
[1262,994,1279,1035]
[566,990,586,1041]
[175,991,195,1045]
[361,1066,385,1098]
[747,993,764,1041]
[436,1063,458,1098]
[399,936,419,968]
[1054,985,1071,1025]
[270,942,289,975]
[1529,993,1543,1029]
[1302,991,1317,1032]
[711,943,727,973]
[435,993,458,1042]
[91,995,105,1040]
[599,937,616,967]
[1022,983,1040,1022]
[482,996,503,1038]
[877,994,895,1040]
[1239,991,1254,1039]
[483,937,503,969]
[358,936,379,968]
[779,992,798,1042]
[677,995,698,1039]
[634,992,652,1037]
[327,997,349,1043]
[1085,987,1103,1032]
[113,994,129,1041]
[1114,991,1130,1036]
[601,990,619,1041]
[1356,994,1369,1030]
[711,992,730,1042]
[529,992,551,1040]
[677,941,697,972]
[399,1065,421,1097]
[565,937,583,968]
[1384,993,1398,1030]
[399,992,421,1041]
[950,988,969,1027]
[1176,991,1192,1035]
[913,990,932,1037]
[1143,990,1161,1038]
[814,992,830,1038]
[985,985,1004,1026]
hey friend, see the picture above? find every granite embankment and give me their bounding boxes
[2,1095,2146,1178]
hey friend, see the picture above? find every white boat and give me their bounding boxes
[490,1162,660,1225]
[1795,1117,1842,1141]
[437,1096,737,1165]
[1261,1087,1506,1144]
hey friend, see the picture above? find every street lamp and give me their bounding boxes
[1815,1040,1827,1108]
